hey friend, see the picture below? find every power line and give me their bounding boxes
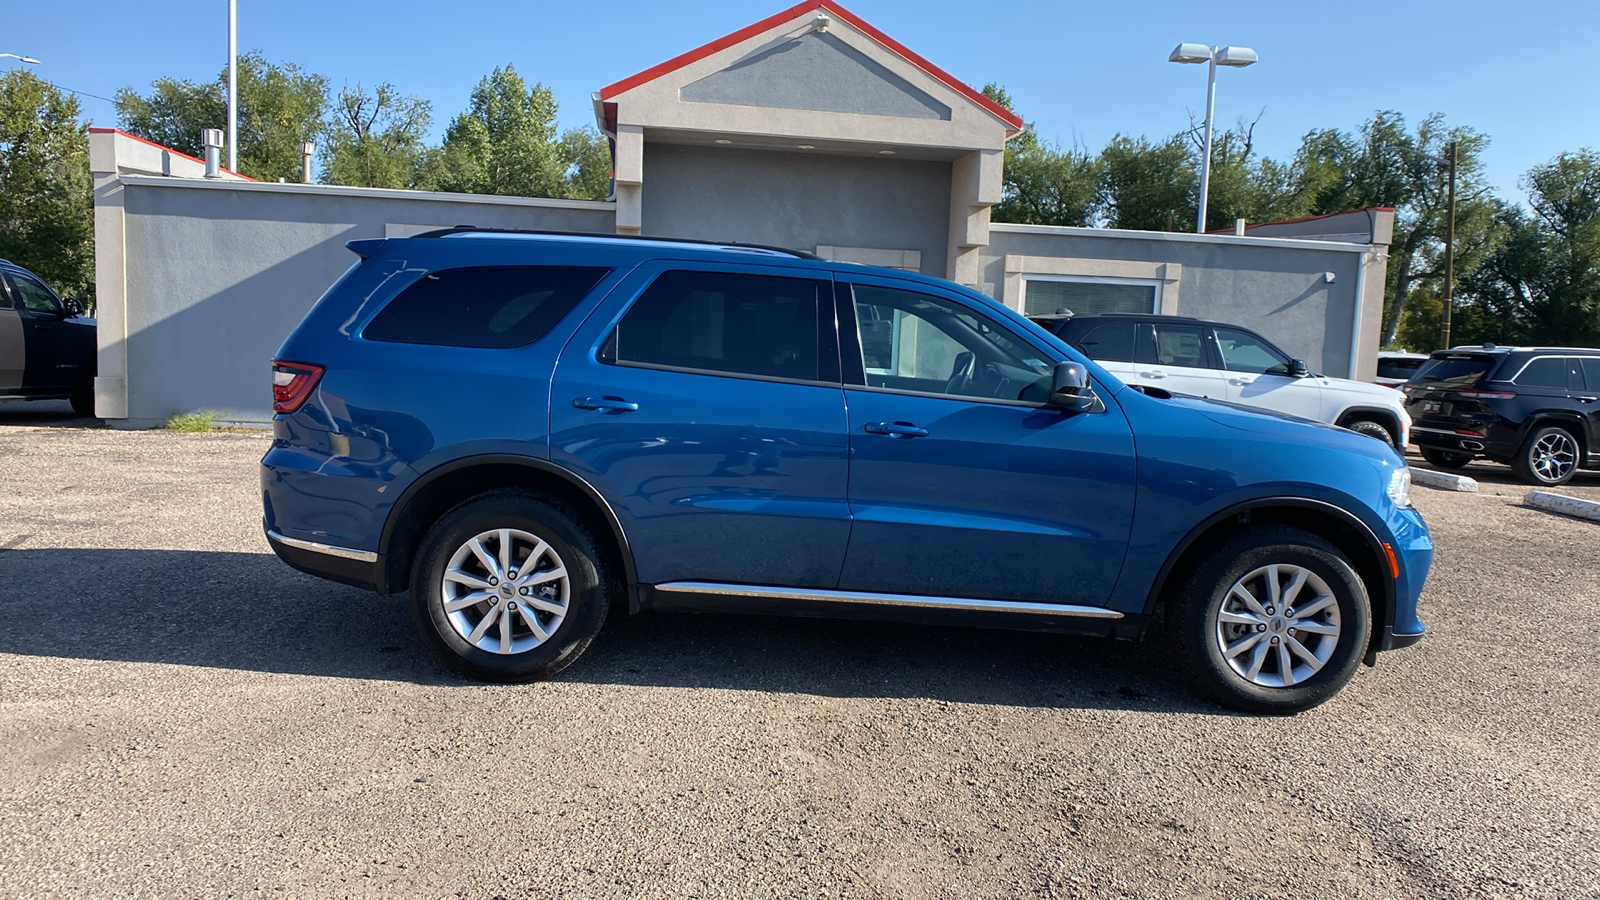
[35,77,118,106]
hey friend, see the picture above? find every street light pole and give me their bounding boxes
[227,0,238,173]
[1196,54,1218,234]
[0,53,42,65]
[1440,141,1458,350]
[1169,43,1258,233]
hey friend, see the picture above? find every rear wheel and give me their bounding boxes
[410,491,610,682]
[1420,447,1473,469]
[1343,418,1396,448]
[1173,525,1372,714]
[1512,425,1580,486]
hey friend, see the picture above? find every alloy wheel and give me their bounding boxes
[1214,563,1342,688]
[439,528,569,655]
[1530,431,1577,484]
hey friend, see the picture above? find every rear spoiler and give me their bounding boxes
[346,239,386,260]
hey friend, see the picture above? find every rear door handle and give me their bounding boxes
[572,396,639,413]
[863,421,929,439]
[1139,370,1166,380]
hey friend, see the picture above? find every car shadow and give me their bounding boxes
[0,546,1222,714]
[0,399,101,428]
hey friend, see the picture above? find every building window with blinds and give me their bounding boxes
[1022,276,1159,317]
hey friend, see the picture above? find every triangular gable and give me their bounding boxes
[598,0,1021,134]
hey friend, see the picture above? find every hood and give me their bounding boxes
[1176,393,1403,462]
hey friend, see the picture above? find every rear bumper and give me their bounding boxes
[1410,426,1503,456]
[265,526,382,592]
[1378,624,1425,651]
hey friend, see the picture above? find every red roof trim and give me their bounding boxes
[1206,206,1396,233]
[88,127,256,181]
[597,0,1023,134]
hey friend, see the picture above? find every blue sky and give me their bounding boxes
[6,1,1595,200]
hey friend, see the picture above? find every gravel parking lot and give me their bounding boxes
[1,402,1597,898]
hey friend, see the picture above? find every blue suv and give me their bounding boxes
[262,229,1430,712]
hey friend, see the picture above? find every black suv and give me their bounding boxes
[1403,345,1600,486]
[0,259,96,416]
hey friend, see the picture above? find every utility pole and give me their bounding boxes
[227,0,238,173]
[1439,141,1457,349]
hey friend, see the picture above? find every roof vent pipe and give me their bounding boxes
[1234,218,1246,236]
[201,128,223,178]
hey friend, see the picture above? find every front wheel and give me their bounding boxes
[1420,447,1473,469]
[1511,425,1580,486]
[1173,525,1372,714]
[1343,419,1396,448]
[410,491,610,682]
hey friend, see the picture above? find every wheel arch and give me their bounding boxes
[1524,414,1589,455]
[377,454,637,600]
[1335,406,1402,442]
[1143,497,1394,652]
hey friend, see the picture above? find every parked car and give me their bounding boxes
[1031,313,1411,449]
[262,229,1430,713]
[1375,350,1429,389]
[1402,344,1600,486]
[0,259,96,415]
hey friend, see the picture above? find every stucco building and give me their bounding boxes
[88,0,1392,426]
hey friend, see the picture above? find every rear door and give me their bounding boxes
[1580,358,1600,454]
[0,276,22,391]
[549,261,852,589]
[1133,321,1229,400]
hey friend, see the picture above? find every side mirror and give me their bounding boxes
[1288,359,1310,377]
[1049,361,1096,412]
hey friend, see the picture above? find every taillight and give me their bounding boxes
[1456,390,1515,400]
[272,360,324,414]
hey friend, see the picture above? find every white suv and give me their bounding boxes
[1031,313,1410,448]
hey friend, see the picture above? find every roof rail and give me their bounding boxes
[412,225,824,261]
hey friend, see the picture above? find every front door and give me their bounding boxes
[5,272,78,392]
[549,262,851,588]
[1214,326,1323,418]
[0,279,22,392]
[836,276,1136,607]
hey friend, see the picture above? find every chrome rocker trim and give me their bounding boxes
[267,529,378,563]
[654,582,1124,619]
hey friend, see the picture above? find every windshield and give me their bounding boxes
[1413,355,1497,389]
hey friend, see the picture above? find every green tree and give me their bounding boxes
[1290,112,1498,346]
[434,65,578,199]
[0,70,93,304]
[321,83,434,189]
[557,127,613,201]
[982,83,1099,226]
[1450,153,1600,346]
[115,51,328,182]
[1099,134,1196,231]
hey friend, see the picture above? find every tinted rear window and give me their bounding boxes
[1584,358,1600,391]
[1512,357,1570,389]
[1073,323,1136,362]
[611,270,822,381]
[364,265,610,348]
[1376,357,1425,379]
[1413,355,1496,389]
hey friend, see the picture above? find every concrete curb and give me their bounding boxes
[1412,468,1479,492]
[1524,490,1600,522]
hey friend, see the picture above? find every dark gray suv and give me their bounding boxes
[0,260,96,416]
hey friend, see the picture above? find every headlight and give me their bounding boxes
[1387,467,1412,508]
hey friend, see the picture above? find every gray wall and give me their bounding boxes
[641,143,951,277]
[113,181,614,425]
[983,230,1366,377]
[681,32,951,119]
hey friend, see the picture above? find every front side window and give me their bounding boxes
[850,284,1052,403]
[1582,358,1600,391]
[1214,328,1291,374]
[8,273,63,315]
[611,270,823,382]
[364,265,611,349]
[1136,323,1210,369]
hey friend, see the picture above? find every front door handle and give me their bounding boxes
[863,421,929,439]
[1139,369,1166,380]
[573,396,639,413]
[1228,377,1255,386]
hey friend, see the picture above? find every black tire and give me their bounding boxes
[1511,425,1581,487]
[1172,525,1372,714]
[1419,447,1473,469]
[70,383,95,417]
[410,490,610,682]
[1343,418,1396,448]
